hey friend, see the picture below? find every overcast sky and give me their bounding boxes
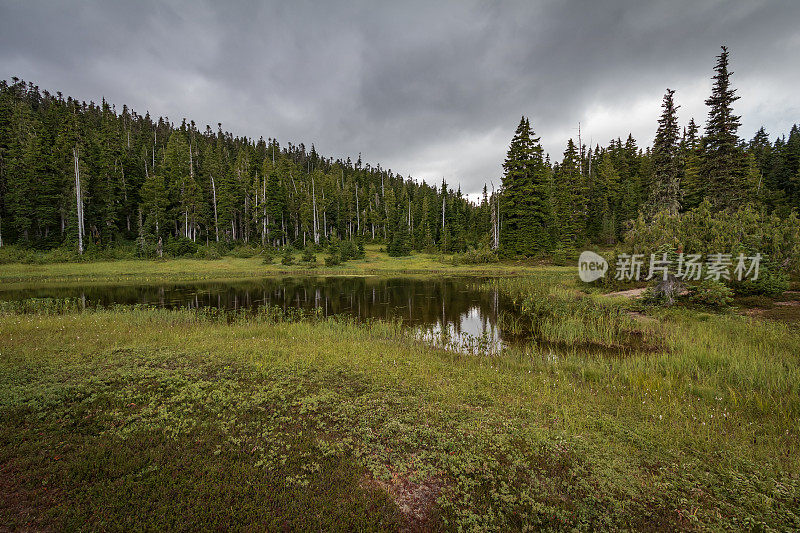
[1,1,798,198]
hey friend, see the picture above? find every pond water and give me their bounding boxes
[0,277,514,353]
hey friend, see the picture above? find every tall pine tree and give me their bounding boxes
[701,46,743,209]
[500,116,550,255]
[647,88,682,216]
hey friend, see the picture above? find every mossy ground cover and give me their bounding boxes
[1,281,798,530]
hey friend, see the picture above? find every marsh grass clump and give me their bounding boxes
[486,275,657,350]
[0,297,89,314]
[0,298,326,328]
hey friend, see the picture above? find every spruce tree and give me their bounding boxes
[701,46,743,209]
[500,116,550,256]
[647,88,682,216]
[552,139,582,248]
[141,170,167,238]
[774,125,800,210]
[590,152,620,243]
[681,118,703,209]
[618,134,642,229]
[6,101,36,240]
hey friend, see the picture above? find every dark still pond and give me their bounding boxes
[1,277,511,353]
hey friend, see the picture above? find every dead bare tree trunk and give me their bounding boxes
[210,175,219,242]
[442,193,445,230]
[73,147,84,255]
[137,207,144,252]
[312,174,319,244]
[490,182,499,250]
[652,274,685,306]
[244,195,249,243]
[322,187,327,239]
[121,165,129,231]
[262,174,267,245]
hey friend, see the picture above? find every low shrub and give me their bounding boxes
[729,256,789,297]
[261,248,276,265]
[340,240,366,261]
[623,201,800,274]
[451,244,498,265]
[227,245,260,258]
[0,242,143,263]
[340,240,358,261]
[690,279,734,308]
[163,237,199,258]
[301,247,316,263]
[551,244,572,266]
[193,245,222,260]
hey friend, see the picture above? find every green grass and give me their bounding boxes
[485,275,663,351]
[0,245,564,288]
[1,288,799,530]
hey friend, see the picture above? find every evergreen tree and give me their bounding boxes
[647,88,682,216]
[681,118,703,210]
[769,125,800,211]
[701,46,743,209]
[141,170,167,238]
[552,139,582,247]
[500,116,550,255]
[618,134,642,231]
[589,152,620,244]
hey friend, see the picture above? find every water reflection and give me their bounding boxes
[416,306,505,355]
[1,277,510,351]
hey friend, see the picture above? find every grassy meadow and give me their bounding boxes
[1,252,799,530]
[0,245,554,288]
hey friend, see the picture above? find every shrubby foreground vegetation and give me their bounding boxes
[1,271,798,530]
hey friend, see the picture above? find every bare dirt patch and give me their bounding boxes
[741,298,800,324]
[0,460,59,533]
[627,311,658,323]
[364,470,443,532]
[605,288,647,299]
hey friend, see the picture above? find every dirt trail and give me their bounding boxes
[605,288,647,298]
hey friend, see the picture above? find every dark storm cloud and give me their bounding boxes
[1,1,798,197]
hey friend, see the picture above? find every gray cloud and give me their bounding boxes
[1,0,798,197]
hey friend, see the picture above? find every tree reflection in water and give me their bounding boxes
[3,277,509,352]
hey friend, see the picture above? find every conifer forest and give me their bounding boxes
[1,47,796,259]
